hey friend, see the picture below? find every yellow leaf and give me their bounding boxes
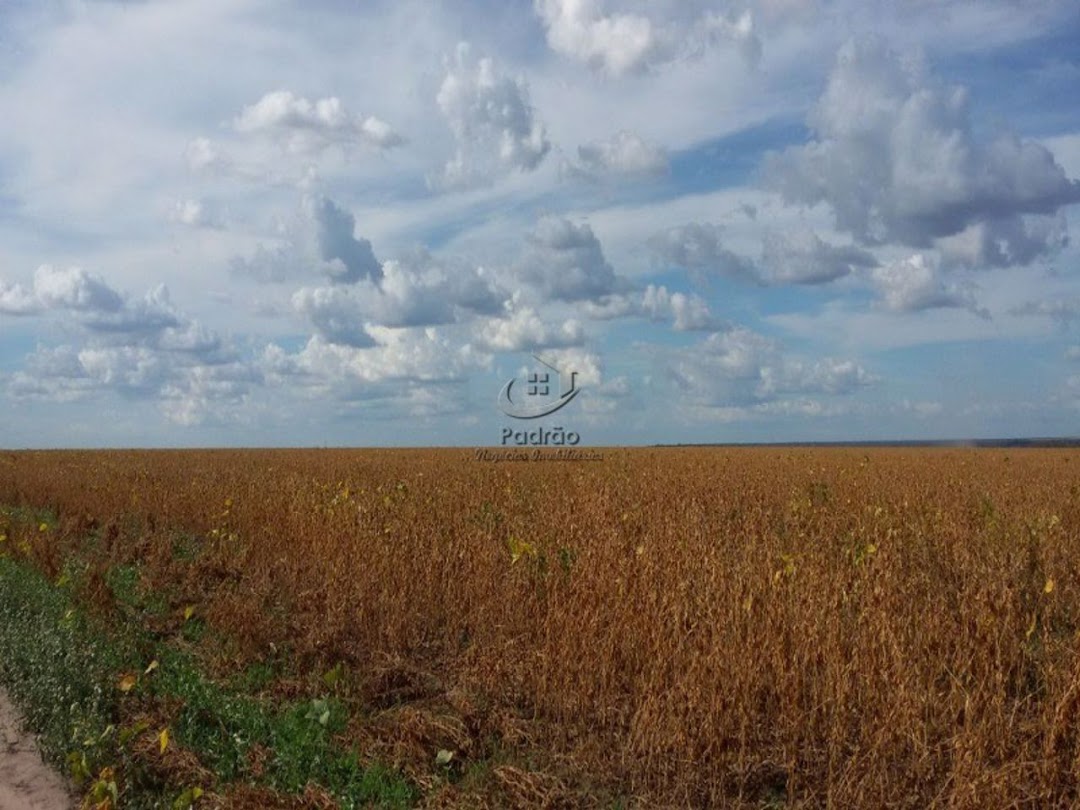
[507,536,536,564]
[118,673,138,693]
[159,728,169,754]
[145,659,159,676]
[67,750,90,784]
[183,605,196,622]
[38,522,48,532]
[322,663,343,687]
[118,720,150,747]
[173,785,204,809]
[435,748,455,766]
[1044,578,1055,594]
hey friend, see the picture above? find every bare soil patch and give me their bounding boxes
[0,689,73,810]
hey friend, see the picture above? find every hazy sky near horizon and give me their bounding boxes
[1,0,1079,447]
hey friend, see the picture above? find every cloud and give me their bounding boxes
[7,346,101,403]
[0,280,41,316]
[648,222,760,282]
[1067,375,1080,407]
[1,266,232,352]
[474,306,585,352]
[936,213,1069,268]
[232,194,383,285]
[566,130,669,180]
[1011,297,1080,324]
[186,91,404,188]
[760,228,877,284]
[3,2,1078,441]
[5,268,254,425]
[372,251,506,326]
[292,249,507,343]
[641,285,722,331]
[50,280,229,359]
[81,284,185,336]
[306,196,383,284]
[32,265,124,313]
[578,377,635,419]
[10,343,257,426]
[159,363,262,427]
[536,346,603,386]
[1067,346,1080,361]
[234,90,405,152]
[649,222,874,286]
[66,346,172,395]
[665,325,874,412]
[435,43,550,189]
[871,253,987,316]
[585,284,722,331]
[184,137,225,172]
[291,286,378,349]
[1,263,174,324]
[760,357,876,397]
[649,224,991,318]
[515,216,629,302]
[169,199,222,229]
[764,37,1080,263]
[534,0,760,76]
[263,328,490,394]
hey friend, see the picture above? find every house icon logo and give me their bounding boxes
[498,355,580,419]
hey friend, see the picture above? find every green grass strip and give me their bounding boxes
[0,552,415,808]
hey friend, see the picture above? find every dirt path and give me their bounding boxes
[0,689,74,810]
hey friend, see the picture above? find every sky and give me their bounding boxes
[1,0,1079,447]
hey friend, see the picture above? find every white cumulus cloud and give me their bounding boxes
[650,223,875,286]
[0,280,41,316]
[567,130,669,180]
[232,194,383,285]
[435,43,551,189]
[534,0,759,76]
[648,222,760,282]
[765,37,1080,263]
[474,306,585,352]
[666,324,874,412]
[32,265,124,313]
[760,228,877,285]
[291,249,507,344]
[586,284,722,331]
[234,90,405,152]
[515,216,629,303]
[169,199,221,229]
[871,253,987,317]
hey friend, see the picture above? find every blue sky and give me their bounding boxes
[1,0,1078,447]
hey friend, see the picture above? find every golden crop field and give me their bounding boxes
[1,447,1079,808]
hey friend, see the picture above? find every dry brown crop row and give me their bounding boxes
[1,447,1078,807]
